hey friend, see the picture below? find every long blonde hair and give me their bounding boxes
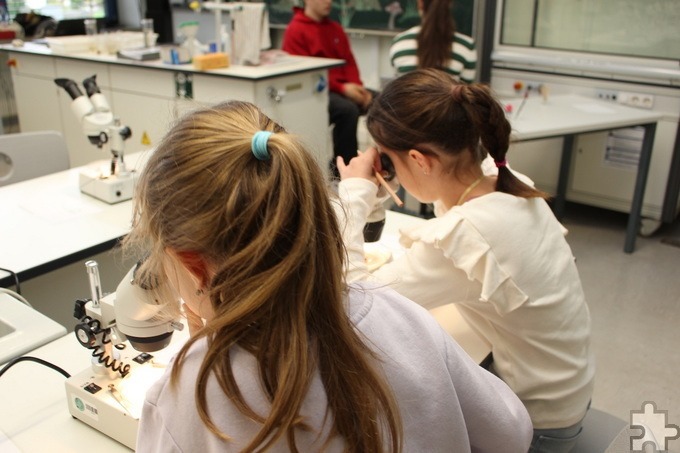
[125,101,402,452]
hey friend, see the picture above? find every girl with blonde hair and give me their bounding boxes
[127,100,532,452]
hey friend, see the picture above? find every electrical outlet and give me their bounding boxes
[595,89,619,102]
[618,91,655,109]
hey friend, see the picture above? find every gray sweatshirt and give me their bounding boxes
[137,282,532,452]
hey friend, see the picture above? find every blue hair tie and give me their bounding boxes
[251,131,272,161]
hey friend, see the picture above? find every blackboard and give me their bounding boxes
[266,0,474,36]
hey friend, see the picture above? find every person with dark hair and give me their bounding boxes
[127,100,533,452]
[282,0,376,178]
[390,0,476,82]
[337,69,595,453]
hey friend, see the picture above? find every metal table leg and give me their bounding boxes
[554,134,574,220]
[625,122,657,253]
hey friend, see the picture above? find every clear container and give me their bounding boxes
[84,18,97,36]
[141,18,154,48]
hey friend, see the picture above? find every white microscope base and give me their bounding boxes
[65,347,161,450]
[79,168,139,204]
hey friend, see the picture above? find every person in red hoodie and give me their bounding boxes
[282,0,375,178]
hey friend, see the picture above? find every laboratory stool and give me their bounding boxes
[573,408,627,453]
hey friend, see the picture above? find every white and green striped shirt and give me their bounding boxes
[390,26,477,83]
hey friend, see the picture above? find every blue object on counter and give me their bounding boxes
[170,48,179,65]
[209,42,218,53]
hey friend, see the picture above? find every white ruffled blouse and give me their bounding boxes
[337,177,595,430]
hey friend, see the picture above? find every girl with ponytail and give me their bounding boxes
[337,68,595,452]
[390,0,477,82]
[126,100,532,452]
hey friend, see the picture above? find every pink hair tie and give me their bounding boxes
[494,159,508,168]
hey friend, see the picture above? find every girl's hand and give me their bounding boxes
[336,146,380,183]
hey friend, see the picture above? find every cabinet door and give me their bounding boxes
[569,122,675,218]
[506,138,563,195]
[108,90,176,153]
[108,66,178,153]
[191,74,254,103]
[12,75,64,134]
[10,53,63,136]
[254,72,330,171]
[55,59,111,89]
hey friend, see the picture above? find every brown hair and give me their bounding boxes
[125,101,402,452]
[367,68,548,199]
[417,0,454,70]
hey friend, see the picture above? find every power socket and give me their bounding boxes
[618,91,654,109]
[595,89,618,102]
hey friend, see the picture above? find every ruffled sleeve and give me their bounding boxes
[399,212,529,316]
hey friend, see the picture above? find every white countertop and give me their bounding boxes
[1,42,344,80]
[0,293,66,365]
[0,151,150,279]
[505,93,663,141]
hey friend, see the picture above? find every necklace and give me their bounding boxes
[456,175,484,206]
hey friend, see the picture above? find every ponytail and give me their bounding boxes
[417,0,454,70]
[368,69,549,200]
[455,84,549,200]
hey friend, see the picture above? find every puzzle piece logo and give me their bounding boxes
[630,401,680,452]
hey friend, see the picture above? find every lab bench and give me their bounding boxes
[0,42,342,170]
[491,69,680,230]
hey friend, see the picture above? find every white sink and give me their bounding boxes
[0,293,66,364]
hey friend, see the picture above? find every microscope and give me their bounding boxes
[54,75,137,204]
[65,260,187,449]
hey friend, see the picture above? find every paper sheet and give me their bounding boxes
[19,195,103,224]
[0,428,21,452]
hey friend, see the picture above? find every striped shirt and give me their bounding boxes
[390,26,477,83]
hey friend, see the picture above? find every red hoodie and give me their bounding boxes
[282,7,363,95]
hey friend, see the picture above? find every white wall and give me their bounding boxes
[116,0,144,29]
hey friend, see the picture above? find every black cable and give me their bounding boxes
[0,356,71,379]
[0,267,21,294]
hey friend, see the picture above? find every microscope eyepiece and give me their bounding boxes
[82,74,101,97]
[54,78,83,100]
[380,153,396,181]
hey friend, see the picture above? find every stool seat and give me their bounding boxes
[574,408,627,453]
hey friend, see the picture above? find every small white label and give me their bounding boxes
[71,394,99,421]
